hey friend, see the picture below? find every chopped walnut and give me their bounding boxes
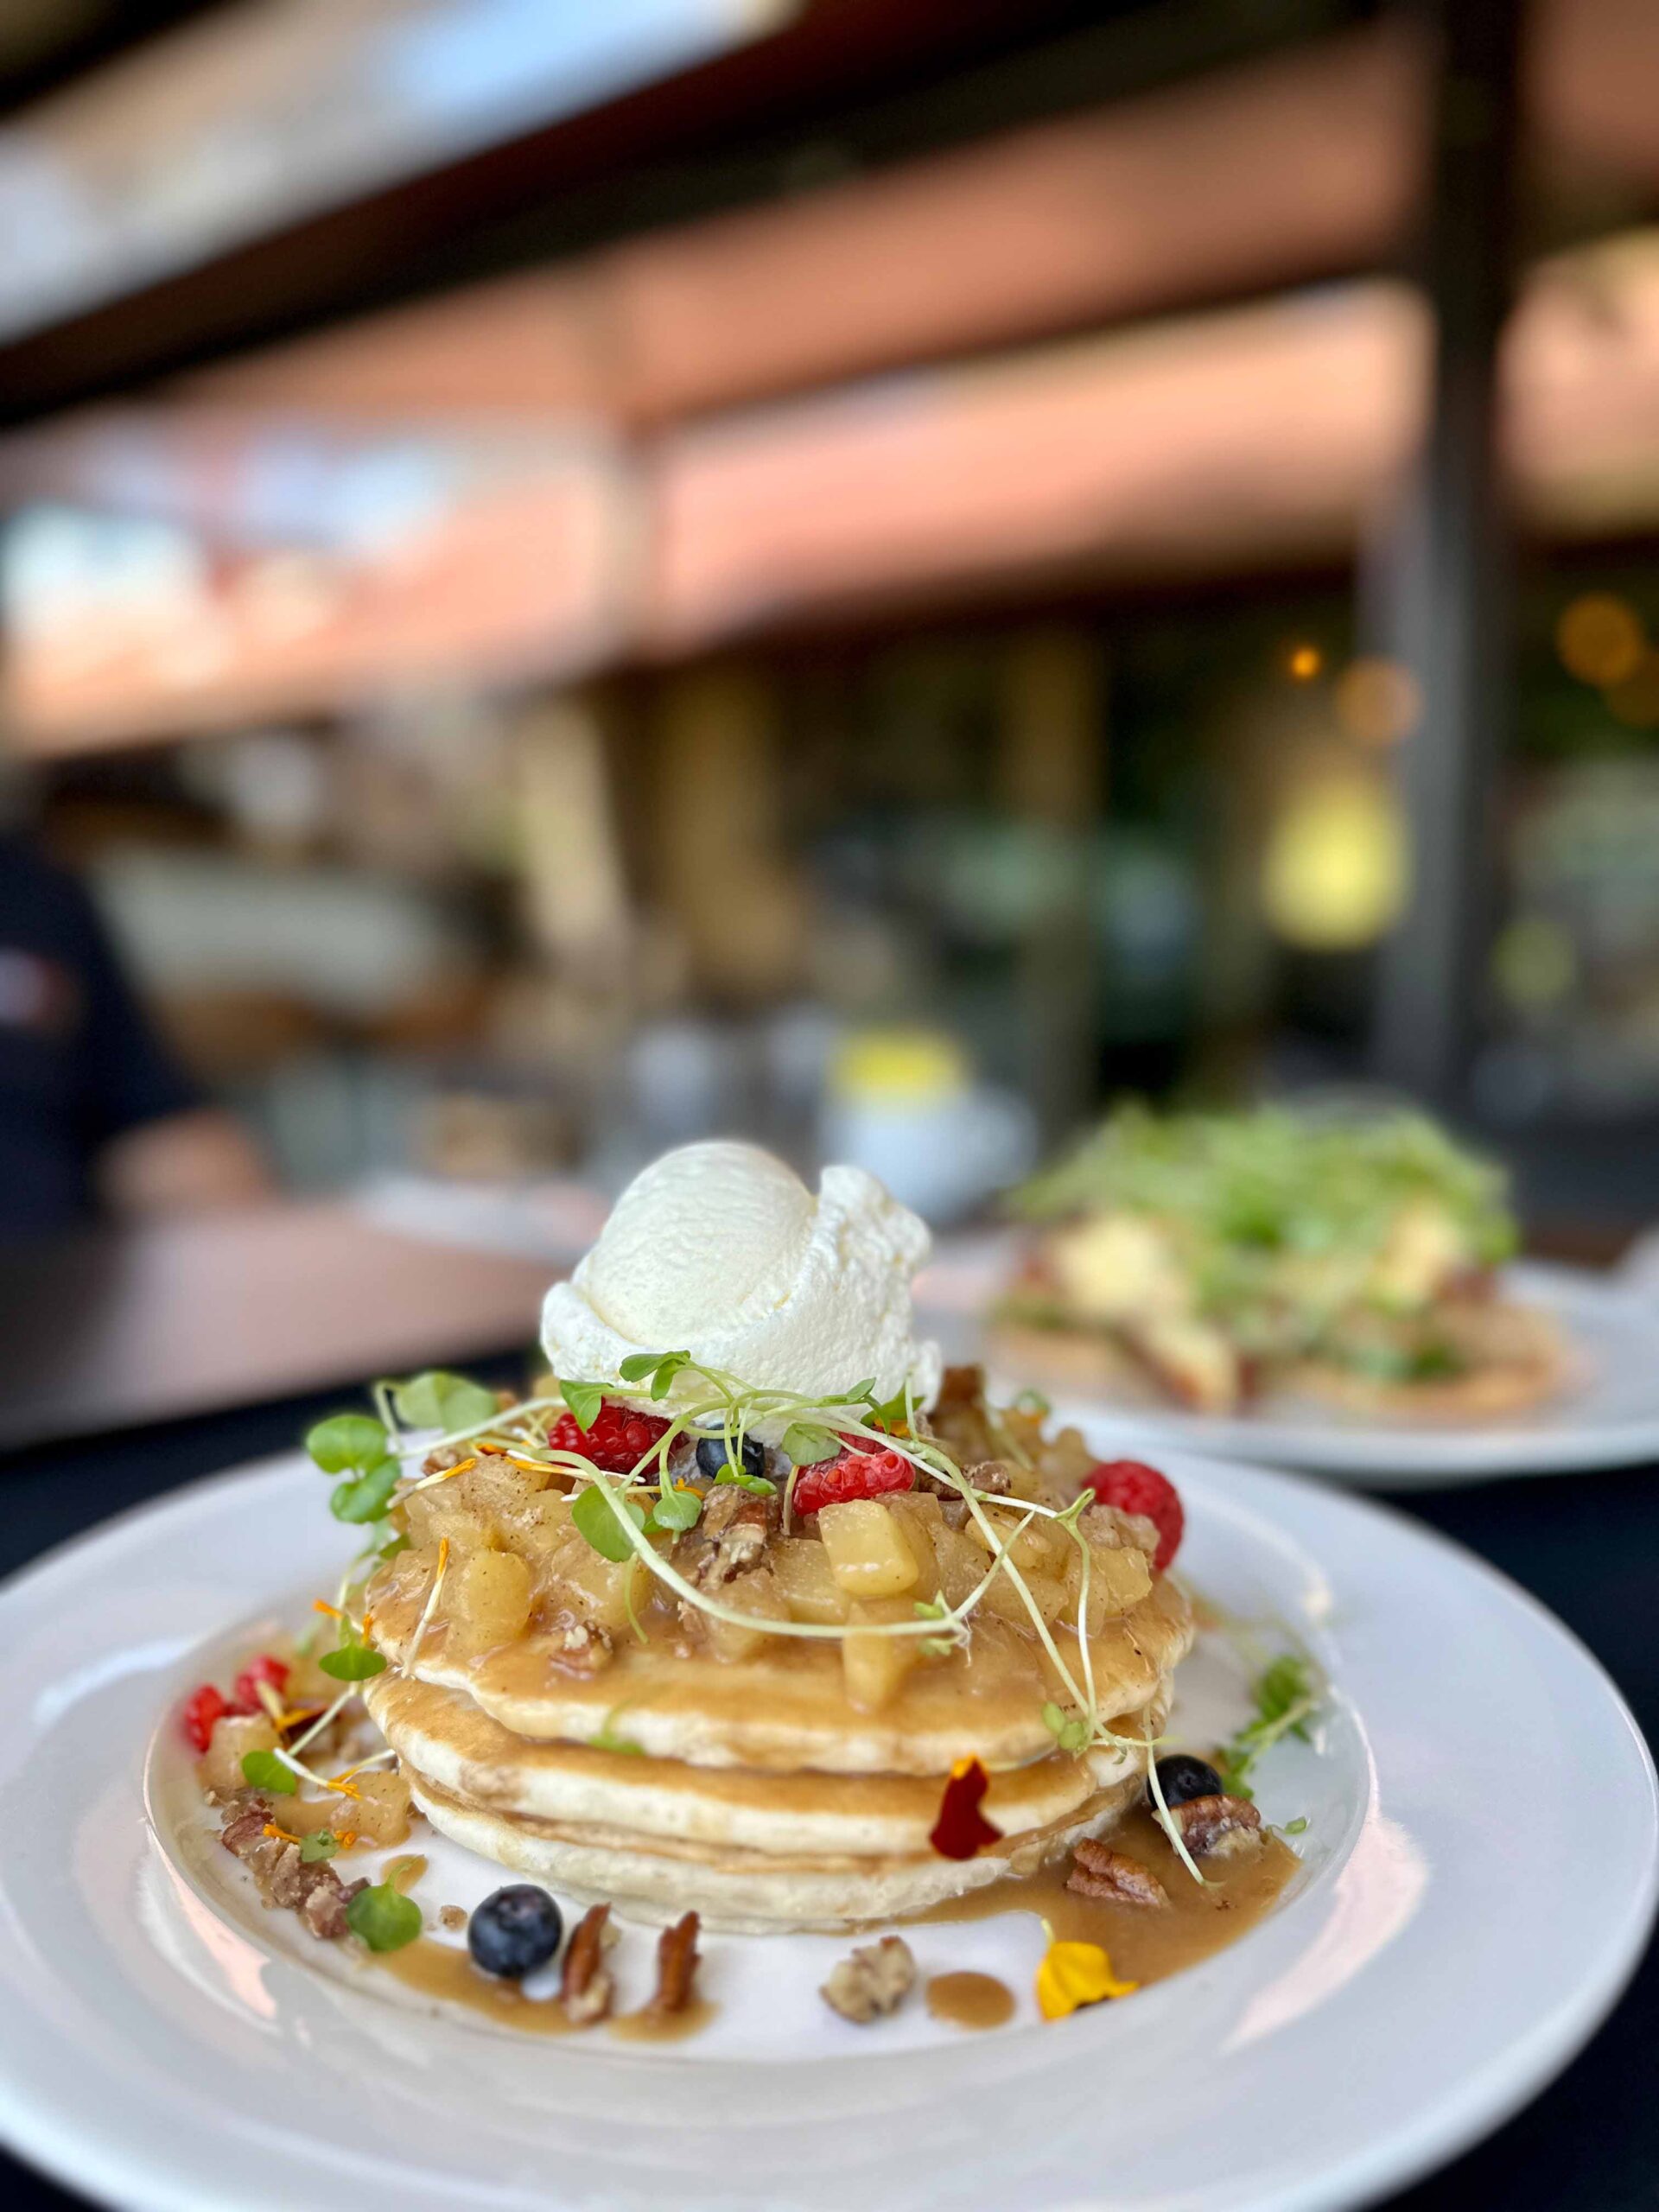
[1077,1501,1154,1552]
[684,1484,771,1589]
[1067,1840,1169,1907]
[303,1875,367,1939]
[1171,1793,1264,1859]
[963,1459,1014,1497]
[218,1794,365,1940]
[820,1936,916,2024]
[916,1452,1011,1503]
[936,1364,988,1413]
[553,1620,613,1675]
[649,1911,702,2013]
[561,1903,617,2024]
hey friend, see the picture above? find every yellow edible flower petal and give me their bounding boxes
[1035,1939,1139,2020]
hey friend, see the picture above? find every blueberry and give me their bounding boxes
[696,1431,766,1484]
[467,1885,563,1979]
[1154,1754,1224,1807]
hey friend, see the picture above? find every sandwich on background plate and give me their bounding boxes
[993,1102,1567,1422]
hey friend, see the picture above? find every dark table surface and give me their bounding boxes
[2,1380,1655,2212]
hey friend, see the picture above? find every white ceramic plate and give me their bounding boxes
[0,1444,1653,2212]
[1005,1264,1659,1486]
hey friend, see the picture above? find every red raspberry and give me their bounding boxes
[182,1683,232,1754]
[793,1446,915,1516]
[549,1400,672,1473]
[232,1654,290,1711]
[1082,1459,1184,1574]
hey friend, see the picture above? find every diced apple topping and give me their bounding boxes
[818,1499,920,1599]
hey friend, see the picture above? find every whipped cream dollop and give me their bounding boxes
[541,1141,941,1413]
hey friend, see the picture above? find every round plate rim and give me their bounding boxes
[0,1444,1652,2212]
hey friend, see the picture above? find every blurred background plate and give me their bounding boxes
[1019,1262,1659,1484]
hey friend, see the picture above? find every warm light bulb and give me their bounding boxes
[1262,773,1407,950]
[1557,594,1645,687]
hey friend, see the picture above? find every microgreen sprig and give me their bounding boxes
[1215,1651,1323,1801]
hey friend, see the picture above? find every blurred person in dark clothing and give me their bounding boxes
[0,828,270,1235]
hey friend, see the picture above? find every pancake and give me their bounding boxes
[364,1671,1158,1855]
[400,1758,1156,1932]
[368,1569,1192,1776]
[363,1573,1188,1930]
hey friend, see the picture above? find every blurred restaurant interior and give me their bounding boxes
[3,0,1659,1433]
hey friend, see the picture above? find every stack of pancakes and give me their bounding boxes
[364,1575,1193,1933]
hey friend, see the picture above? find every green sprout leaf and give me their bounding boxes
[1282,1816,1308,1836]
[617,1349,692,1401]
[1255,1655,1316,1740]
[319,1643,388,1681]
[557,1378,606,1432]
[329,1457,403,1525]
[299,1829,340,1863]
[305,1413,387,1474]
[714,1465,776,1497]
[1012,1388,1052,1416]
[864,1388,912,1432]
[241,1749,297,1796]
[645,1484,702,1535]
[571,1483,647,1563]
[346,1882,423,1953]
[914,1596,957,1658]
[391,1371,446,1427]
[781,1422,842,1465]
[1041,1700,1092,1754]
[1215,1651,1322,1800]
[393,1370,499,1433]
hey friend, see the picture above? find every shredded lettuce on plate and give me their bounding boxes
[1012,1101,1517,1285]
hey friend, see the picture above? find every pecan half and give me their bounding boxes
[561,1903,616,2024]
[684,1484,771,1588]
[820,1936,916,2024]
[1172,1793,1264,1859]
[1067,1840,1169,1907]
[649,1911,702,2014]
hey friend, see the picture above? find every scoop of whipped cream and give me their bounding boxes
[541,1141,941,1414]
